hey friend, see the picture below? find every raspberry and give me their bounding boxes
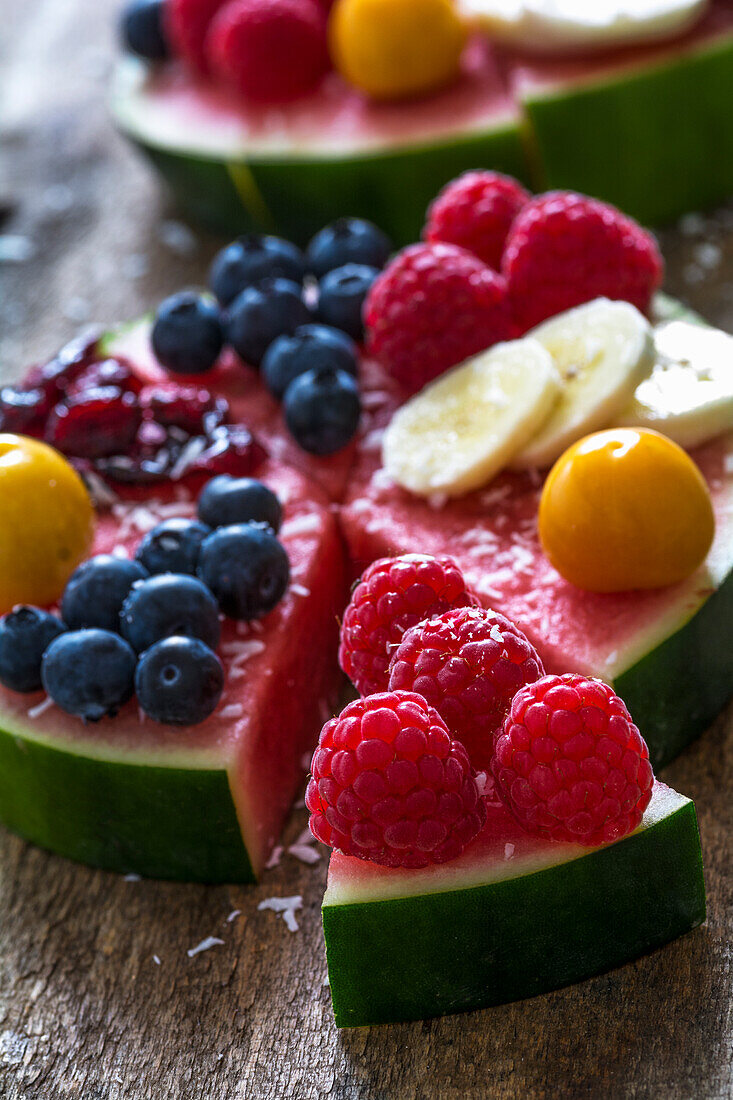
[206,0,330,104]
[502,191,664,332]
[364,243,516,393]
[491,674,654,846]
[424,171,530,270]
[339,554,477,697]
[307,691,487,868]
[166,0,227,73]
[389,606,545,772]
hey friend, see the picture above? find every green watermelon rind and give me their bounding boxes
[112,26,733,240]
[523,31,733,225]
[111,61,531,244]
[322,790,705,1027]
[0,723,251,882]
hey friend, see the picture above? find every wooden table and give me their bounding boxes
[1,3,732,1096]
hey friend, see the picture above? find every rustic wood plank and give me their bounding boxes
[0,2,732,1096]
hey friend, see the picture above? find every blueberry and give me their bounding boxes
[0,607,66,694]
[152,292,224,375]
[197,476,282,532]
[41,629,136,721]
[306,218,392,279]
[283,367,361,455]
[226,278,311,367]
[120,573,221,653]
[135,518,212,576]
[261,324,358,400]
[135,636,224,726]
[209,235,306,307]
[61,555,149,633]
[120,0,169,61]
[198,524,289,620]
[317,264,379,340]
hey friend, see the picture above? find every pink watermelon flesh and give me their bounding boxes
[342,362,733,683]
[0,458,345,876]
[115,36,518,154]
[325,779,681,905]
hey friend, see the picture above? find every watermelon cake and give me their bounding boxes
[112,0,733,240]
[0,174,731,901]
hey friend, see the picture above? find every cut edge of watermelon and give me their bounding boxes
[321,781,705,1026]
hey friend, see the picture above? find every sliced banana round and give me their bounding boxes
[382,338,561,497]
[617,319,733,449]
[460,0,708,54]
[511,298,655,470]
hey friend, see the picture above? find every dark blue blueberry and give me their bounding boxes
[198,524,289,620]
[152,291,224,375]
[41,629,137,721]
[261,324,358,400]
[135,636,224,726]
[0,607,66,694]
[225,278,311,367]
[120,573,221,653]
[317,264,379,340]
[209,235,306,307]
[283,367,361,455]
[61,555,148,633]
[197,476,282,532]
[306,218,392,279]
[120,0,169,61]
[135,518,212,576]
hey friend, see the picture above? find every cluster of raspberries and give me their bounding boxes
[307,554,654,868]
[364,173,664,393]
[167,0,332,103]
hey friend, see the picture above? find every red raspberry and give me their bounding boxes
[491,673,654,846]
[502,191,664,332]
[389,606,545,773]
[166,0,227,73]
[339,554,477,697]
[424,171,530,270]
[206,0,329,104]
[307,691,487,868]
[364,243,516,394]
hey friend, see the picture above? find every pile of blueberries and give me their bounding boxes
[0,476,288,727]
[151,218,392,455]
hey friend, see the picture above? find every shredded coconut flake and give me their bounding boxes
[504,843,515,861]
[288,845,321,865]
[258,895,303,933]
[290,583,310,598]
[280,513,322,539]
[27,696,54,720]
[187,936,224,958]
[153,955,161,966]
[265,845,283,870]
[219,704,244,720]
[123,873,141,882]
[226,909,241,923]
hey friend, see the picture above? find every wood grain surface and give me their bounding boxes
[1,3,732,1097]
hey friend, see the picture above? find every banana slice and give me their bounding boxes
[460,0,708,54]
[511,299,655,470]
[617,320,733,448]
[382,338,561,498]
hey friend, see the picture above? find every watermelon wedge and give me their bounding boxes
[341,300,733,769]
[0,458,345,882]
[111,3,733,240]
[322,782,705,1026]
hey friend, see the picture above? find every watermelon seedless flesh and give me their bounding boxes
[322,783,705,1026]
[110,5,733,241]
[0,455,345,882]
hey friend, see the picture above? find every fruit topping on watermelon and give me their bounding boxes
[0,472,291,728]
